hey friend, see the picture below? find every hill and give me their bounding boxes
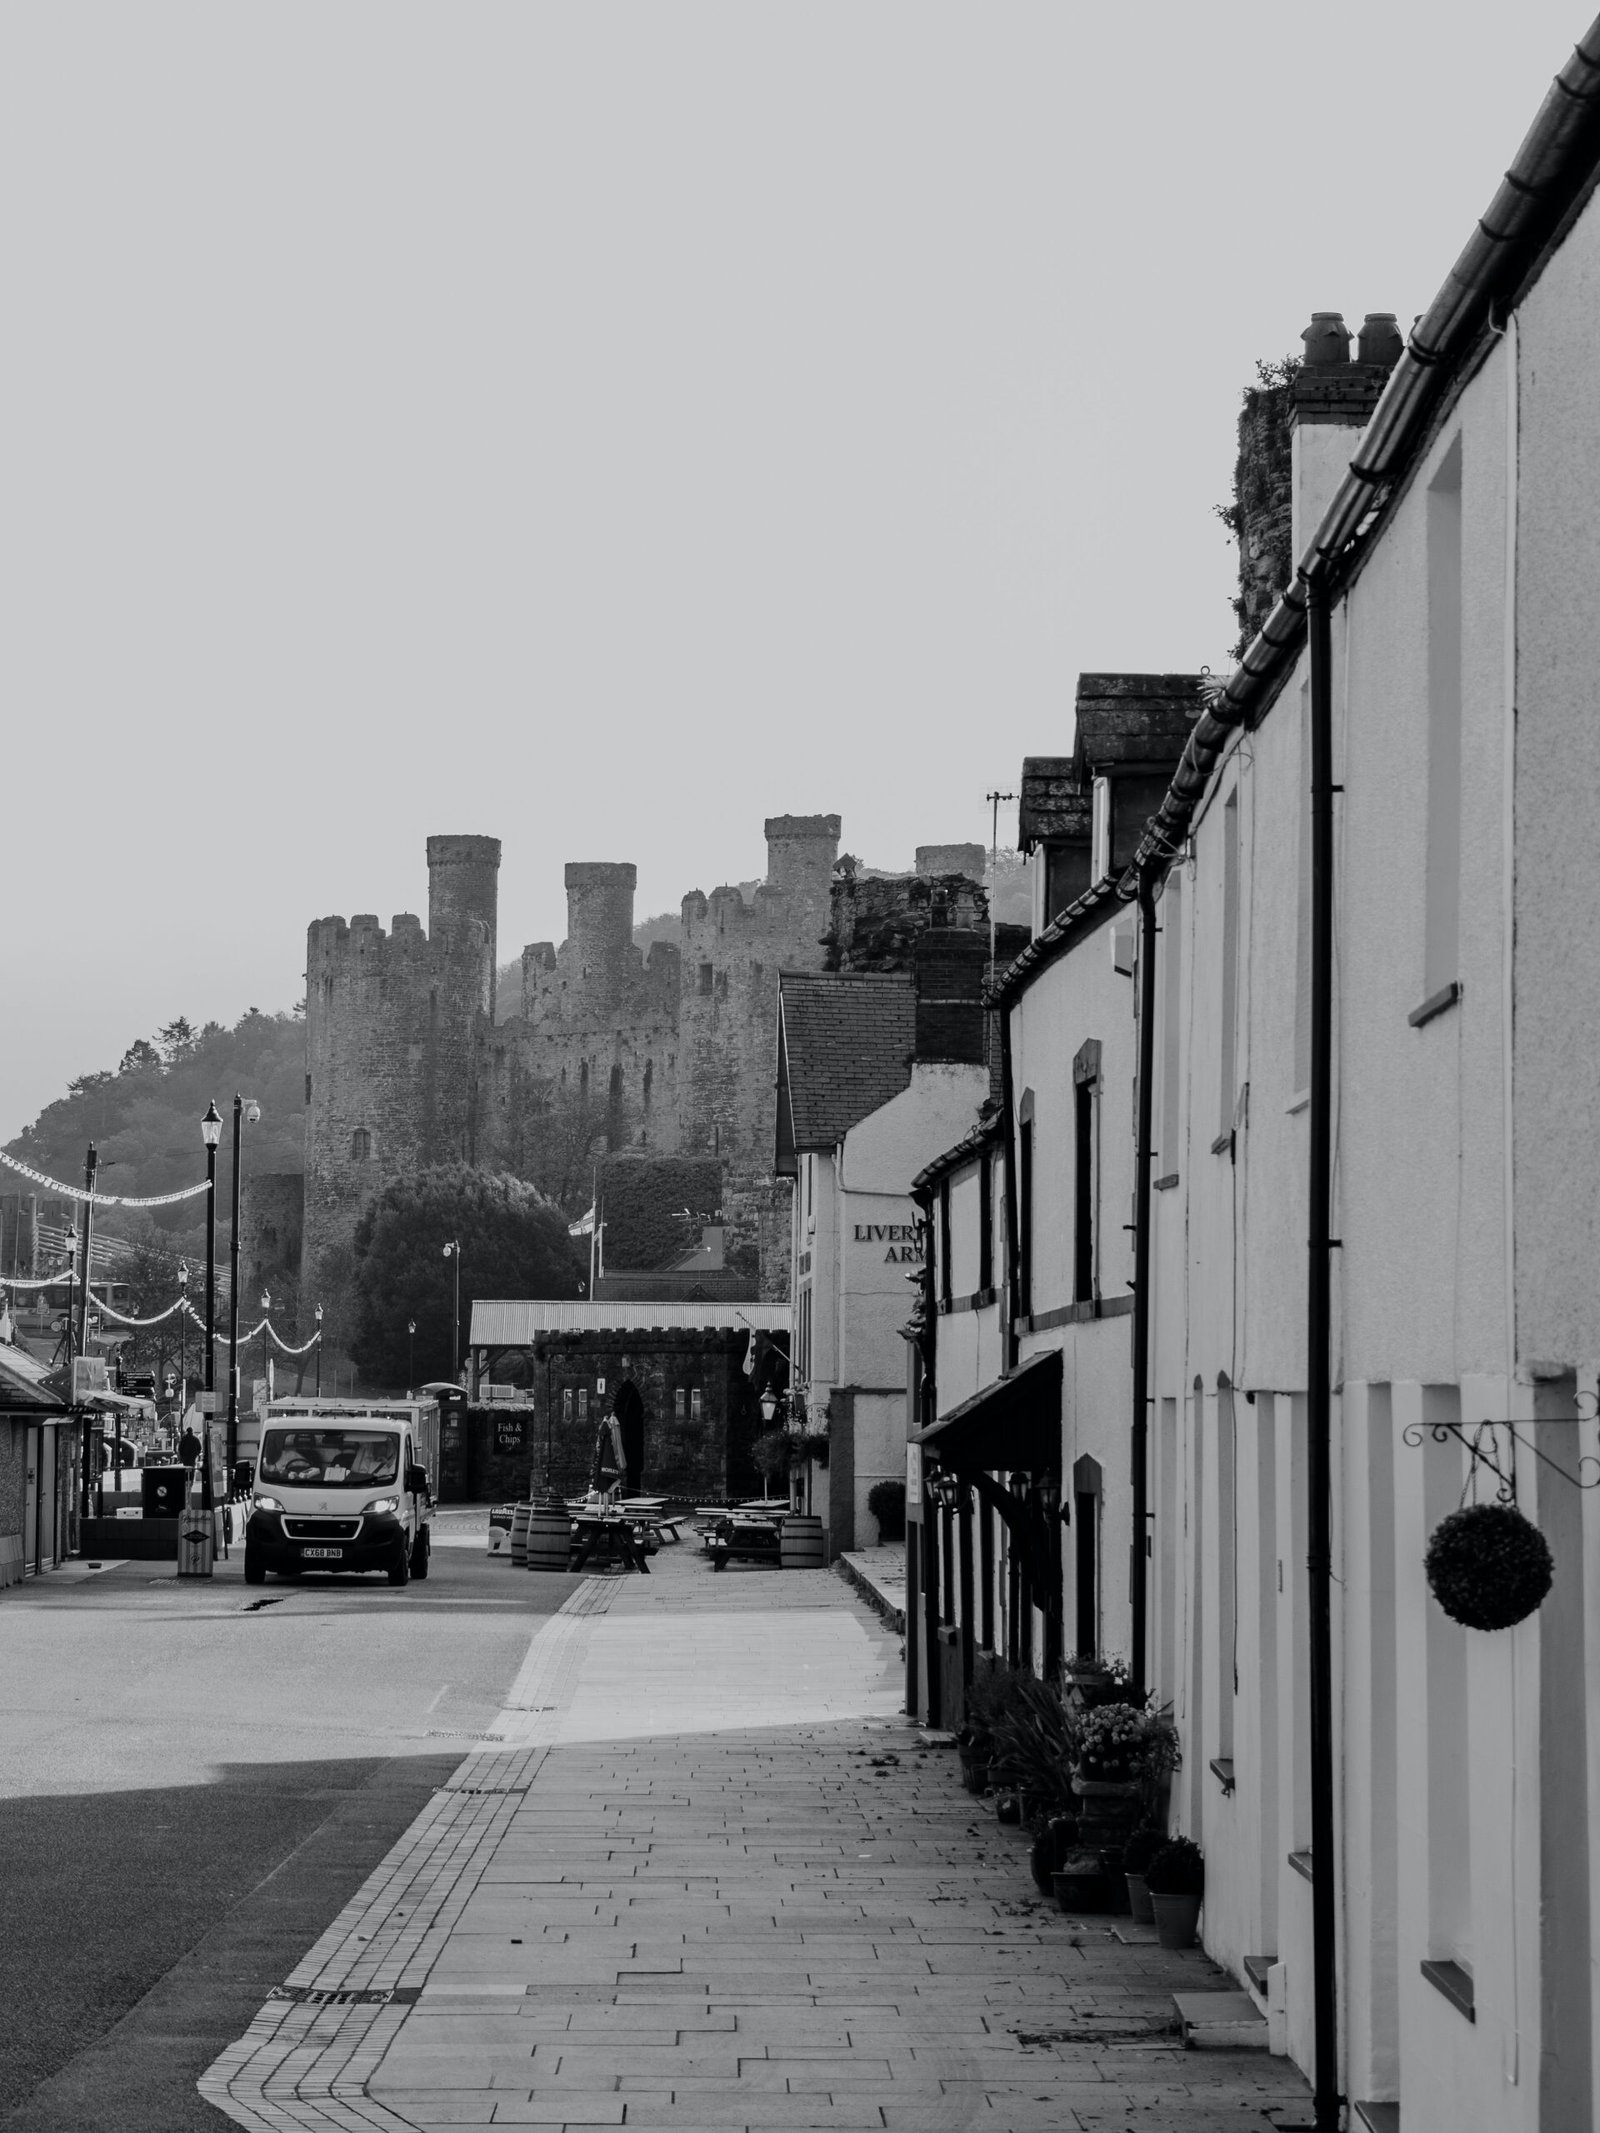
[3,1010,306,1258]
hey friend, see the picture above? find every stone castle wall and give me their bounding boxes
[303,817,992,1332]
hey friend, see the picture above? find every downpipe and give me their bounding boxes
[1130,866,1158,1701]
[1305,568,1340,2132]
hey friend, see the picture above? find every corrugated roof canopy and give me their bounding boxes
[776,972,916,1171]
[0,1342,69,1414]
[471,1300,791,1344]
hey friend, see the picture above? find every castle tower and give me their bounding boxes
[302,834,501,1382]
[428,834,501,1017]
[764,814,841,946]
[564,862,636,1008]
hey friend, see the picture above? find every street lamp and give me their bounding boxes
[314,1303,323,1395]
[177,1261,189,1418]
[200,1102,223,1511]
[260,1290,272,1409]
[227,1095,261,1474]
[442,1240,461,1386]
[407,1319,416,1398]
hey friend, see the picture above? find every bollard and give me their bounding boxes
[177,1499,215,1578]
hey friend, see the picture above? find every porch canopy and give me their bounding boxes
[912,1348,1061,1475]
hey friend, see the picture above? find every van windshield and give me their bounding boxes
[258,1428,400,1488]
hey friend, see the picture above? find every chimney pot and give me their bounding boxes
[1301,312,1352,370]
[1358,312,1404,370]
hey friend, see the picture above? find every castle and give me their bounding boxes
[302,816,854,1334]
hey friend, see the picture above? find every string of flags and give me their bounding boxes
[0,1148,212,1207]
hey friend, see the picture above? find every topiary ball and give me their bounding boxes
[1424,1503,1553,1631]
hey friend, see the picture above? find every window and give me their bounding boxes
[578,1387,589,1422]
[674,1387,686,1419]
[1159,873,1182,1173]
[698,962,714,996]
[1072,1041,1100,1304]
[1219,790,1240,1142]
[1217,1378,1237,1761]
[690,1388,703,1421]
[938,1184,953,1308]
[1017,1092,1035,1319]
[1424,438,1464,1004]
[350,1128,371,1161]
[978,1152,993,1293]
[1294,683,1313,1093]
[1424,1393,1471,1965]
[562,1388,573,1424]
[1073,1455,1102,1658]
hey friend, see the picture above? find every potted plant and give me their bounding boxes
[955,1663,1016,1793]
[866,1478,905,1543]
[1145,1835,1204,1948]
[1063,1652,1134,1709]
[1075,1702,1149,1786]
[1121,1826,1165,1924]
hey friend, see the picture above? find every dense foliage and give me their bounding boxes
[5,1008,306,1263]
[598,1155,724,1270]
[348,1166,583,1390]
[1145,1835,1205,1897]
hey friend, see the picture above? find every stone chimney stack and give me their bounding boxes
[1291,311,1401,560]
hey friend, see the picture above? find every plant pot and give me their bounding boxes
[995,1792,1022,1825]
[1027,1816,1078,1892]
[958,1753,990,1794]
[1125,1872,1154,1924]
[1052,1865,1106,1913]
[1150,1891,1202,1949]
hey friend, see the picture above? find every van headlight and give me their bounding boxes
[363,1497,400,1516]
[253,1494,283,1513]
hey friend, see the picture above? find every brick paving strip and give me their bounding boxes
[200,1557,1310,2131]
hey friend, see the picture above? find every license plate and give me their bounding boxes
[302,1546,343,1559]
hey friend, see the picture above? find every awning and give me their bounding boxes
[913,1348,1062,1472]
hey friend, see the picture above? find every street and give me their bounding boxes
[0,1512,584,2131]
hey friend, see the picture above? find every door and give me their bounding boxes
[39,1423,57,1571]
[24,1426,38,1572]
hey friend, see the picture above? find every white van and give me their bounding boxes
[245,1398,436,1586]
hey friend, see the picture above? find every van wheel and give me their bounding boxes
[387,1536,411,1587]
[244,1542,266,1586]
[409,1526,430,1580]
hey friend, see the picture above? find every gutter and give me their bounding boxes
[1123,14,1600,887]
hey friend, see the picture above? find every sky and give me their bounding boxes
[1,1,1589,1140]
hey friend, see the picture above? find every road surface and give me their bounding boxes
[0,1511,580,2132]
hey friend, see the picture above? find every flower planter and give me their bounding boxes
[958,1752,990,1794]
[1151,1891,1202,1948]
[994,1792,1022,1826]
[1052,1863,1107,1913]
[1125,1871,1154,1924]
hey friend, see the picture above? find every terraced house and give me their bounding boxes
[900,24,1600,2131]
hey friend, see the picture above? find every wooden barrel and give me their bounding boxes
[510,1502,532,1565]
[779,1513,825,1571]
[525,1506,572,1573]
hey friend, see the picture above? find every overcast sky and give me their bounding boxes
[2,2,1588,1140]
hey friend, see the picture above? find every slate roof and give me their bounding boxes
[0,1339,68,1414]
[776,972,917,1162]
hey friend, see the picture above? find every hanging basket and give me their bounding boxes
[1424,1502,1553,1631]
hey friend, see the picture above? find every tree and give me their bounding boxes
[347,1166,583,1391]
[119,1039,162,1076]
[158,1016,197,1063]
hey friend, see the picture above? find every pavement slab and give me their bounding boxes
[201,1550,1311,2132]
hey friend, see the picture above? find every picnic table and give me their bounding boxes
[699,1498,793,1570]
[567,1507,653,1574]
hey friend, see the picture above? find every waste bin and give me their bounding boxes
[142,1465,189,1518]
[176,1501,215,1578]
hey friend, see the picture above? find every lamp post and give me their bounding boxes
[177,1261,189,1419]
[200,1103,222,1510]
[442,1240,461,1387]
[260,1291,272,1410]
[407,1319,416,1398]
[315,1303,323,1395]
[227,1095,261,1475]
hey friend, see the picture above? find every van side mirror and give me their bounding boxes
[407,1465,429,1498]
